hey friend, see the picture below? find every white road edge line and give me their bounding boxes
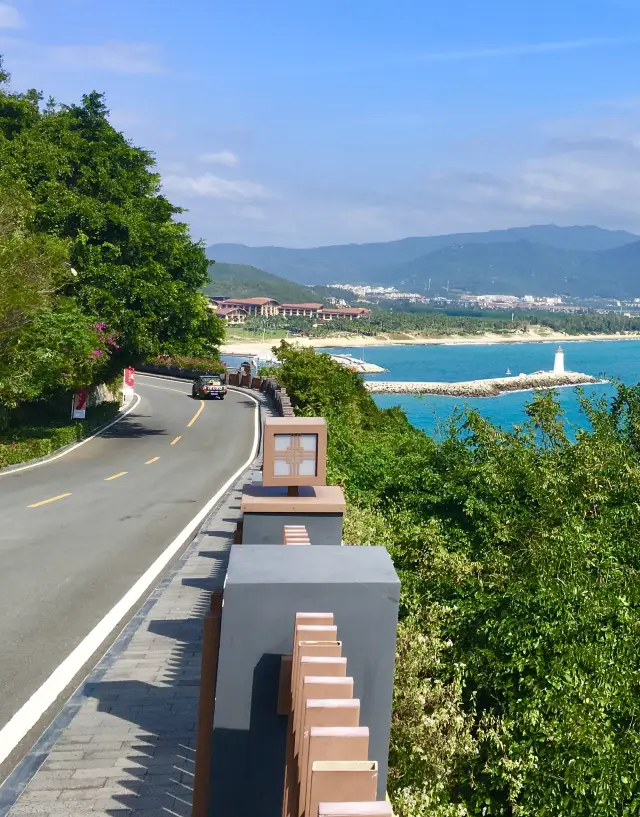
[0,393,143,478]
[0,389,260,767]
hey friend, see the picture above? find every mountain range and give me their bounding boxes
[207,225,640,299]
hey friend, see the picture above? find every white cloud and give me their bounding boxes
[199,150,239,167]
[188,122,640,246]
[0,4,22,28]
[49,41,166,74]
[412,36,634,63]
[162,172,273,201]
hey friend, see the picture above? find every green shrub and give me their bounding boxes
[0,400,120,468]
[149,354,225,374]
[275,343,640,816]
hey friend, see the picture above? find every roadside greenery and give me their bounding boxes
[0,57,224,446]
[0,398,120,468]
[147,355,226,374]
[242,306,640,341]
[273,341,640,816]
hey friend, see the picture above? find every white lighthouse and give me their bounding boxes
[553,345,565,374]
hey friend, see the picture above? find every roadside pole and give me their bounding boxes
[122,367,135,404]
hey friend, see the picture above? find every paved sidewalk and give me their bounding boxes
[2,474,249,817]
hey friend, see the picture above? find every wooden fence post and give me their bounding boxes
[192,591,223,817]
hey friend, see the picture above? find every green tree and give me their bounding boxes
[273,343,640,816]
[0,61,224,367]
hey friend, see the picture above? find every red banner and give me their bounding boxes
[72,389,88,419]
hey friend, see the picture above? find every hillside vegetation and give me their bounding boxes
[0,57,223,443]
[208,225,640,298]
[204,261,352,304]
[273,341,640,816]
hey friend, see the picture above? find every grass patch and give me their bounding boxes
[227,328,289,341]
[0,401,121,469]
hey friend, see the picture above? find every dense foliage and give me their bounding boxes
[229,303,640,341]
[0,57,224,432]
[0,398,120,468]
[273,341,640,816]
[369,305,640,336]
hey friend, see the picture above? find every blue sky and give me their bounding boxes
[2,0,640,247]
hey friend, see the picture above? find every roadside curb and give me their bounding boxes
[0,462,257,817]
[0,395,141,477]
[0,386,263,814]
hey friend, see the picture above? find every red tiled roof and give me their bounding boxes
[217,305,249,315]
[319,307,370,314]
[224,297,279,306]
[279,303,324,309]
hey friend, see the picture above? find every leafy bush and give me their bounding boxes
[274,342,640,816]
[148,354,226,374]
[0,400,120,468]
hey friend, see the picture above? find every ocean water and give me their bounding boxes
[326,341,640,437]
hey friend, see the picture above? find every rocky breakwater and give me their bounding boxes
[365,370,602,398]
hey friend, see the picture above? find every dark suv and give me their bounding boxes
[192,374,227,400]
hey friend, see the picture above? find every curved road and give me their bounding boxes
[0,375,257,780]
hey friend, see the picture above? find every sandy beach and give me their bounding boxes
[222,328,640,357]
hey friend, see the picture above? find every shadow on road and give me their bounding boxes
[83,542,231,816]
[101,419,168,439]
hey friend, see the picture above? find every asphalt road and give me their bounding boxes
[0,375,257,780]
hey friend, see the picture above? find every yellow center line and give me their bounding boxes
[105,471,128,481]
[28,493,72,508]
[187,400,205,428]
[145,456,160,465]
[170,436,181,446]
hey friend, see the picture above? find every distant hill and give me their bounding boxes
[581,240,640,299]
[203,262,353,305]
[208,225,638,288]
[377,239,640,299]
[372,241,592,296]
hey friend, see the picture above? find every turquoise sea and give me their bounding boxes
[326,340,640,437]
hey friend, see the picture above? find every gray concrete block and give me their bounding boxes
[242,511,343,546]
[210,545,399,817]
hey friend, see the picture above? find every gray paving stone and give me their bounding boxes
[46,751,86,762]
[14,792,62,804]
[72,768,143,781]
[28,777,107,792]
[57,789,103,801]
[91,797,134,812]
[5,466,245,817]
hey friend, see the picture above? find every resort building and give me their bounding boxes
[211,296,371,323]
[216,305,249,324]
[317,307,371,321]
[218,297,280,317]
[278,303,323,318]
